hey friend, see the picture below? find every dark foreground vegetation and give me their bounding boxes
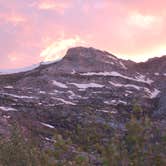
[0,106,165,166]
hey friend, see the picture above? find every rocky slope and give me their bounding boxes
[0,47,165,141]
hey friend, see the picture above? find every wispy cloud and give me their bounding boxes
[34,0,72,14]
[0,12,26,25]
[126,12,163,29]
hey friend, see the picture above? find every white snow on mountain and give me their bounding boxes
[41,122,55,129]
[106,54,117,60]
[68,82,104,89]
[150,89,160,98]
[119,61,127,69]
[81,71,153,84]
[40,58,62,65]
[53,97,76,105]
[4,86,14,89]
[109,81,141,90]
[0,92,38,99]
[0,64,40,75]
[154,73,160,76]
[136,74,153,84]
[52,80,68,88]
[0,106,17,111]
[104,100,127,105]
[0,59,60,75]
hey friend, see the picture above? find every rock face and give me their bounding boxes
[0,47,165,139]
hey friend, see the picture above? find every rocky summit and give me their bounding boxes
[0,47,165,140]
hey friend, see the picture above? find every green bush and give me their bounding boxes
[0,123,49,166]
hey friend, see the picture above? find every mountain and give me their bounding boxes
[0,46,165,139]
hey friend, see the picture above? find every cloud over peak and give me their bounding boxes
[0,0,166,68]
[40,36,87,61]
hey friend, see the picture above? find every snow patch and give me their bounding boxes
[40,58,61,65]
[4,86,14,89]
[144,88,160,99]
[97,110,109,113]
[71,69,76,74]
[39,91,46,94]
[3,115,11,119]
[52,80,68,88]
[67,90,88,99]
[126,90,133,94]
[106,54,117,60]
[96,109,117,114]
[1,92,38,99]
[81,72,153,84]
[80,72,112,76]
[41,122,55,129]
[154,73,159,76]
[104,100,127,105]
[0,106,17,111]
[0,64,40,75]
[69,82,104,89]
[105,61,115,65]
[54,97,76,105]
[119,61,127,69]
[109,81,141,90]
[0,58,61,75]
[150,89,160,98]
[45,137,54,142]
[136,74,153,84]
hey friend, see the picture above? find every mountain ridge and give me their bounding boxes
[1,46,166,75]
[0,46,165,142]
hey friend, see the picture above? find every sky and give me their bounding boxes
[0,0,166,69]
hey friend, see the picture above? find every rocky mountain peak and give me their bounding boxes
[44,46,128,74]
[0,46,165,143]
[133,55,166,74]
[66,46,117,60]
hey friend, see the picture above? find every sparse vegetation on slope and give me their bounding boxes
[0,106,165,166]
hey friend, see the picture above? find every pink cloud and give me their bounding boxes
[0,12,26,25]
[79,1,166,61]
[34,0,72,14]
[1,0,166,69]
[117,0,166,14]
